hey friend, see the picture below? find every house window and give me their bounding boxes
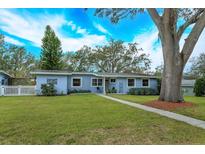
[72,78,81,87]
[92,78,103,87]
[92,79,98,86]
[1,79,5,85]
[142,79,149,87]
[128,79,135,87]
[110,78,116,83]
[47,79,57,85]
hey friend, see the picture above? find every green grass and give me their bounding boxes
[1,94,205,144]
[109,94,205,121]
[108,94,158,104]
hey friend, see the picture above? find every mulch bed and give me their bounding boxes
[143,100,195,111]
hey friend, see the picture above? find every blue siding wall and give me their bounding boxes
[36,75,68,95]
[0,73,9,86]
[149,78,158,91]
[35,74,158,95]
[67,75,104,93]
[113,78,158,94]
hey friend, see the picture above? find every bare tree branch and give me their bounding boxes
[177,9,205,41]
[147,8,162,30]
[181,11,205,64]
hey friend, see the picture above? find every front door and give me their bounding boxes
[119,82,123,93]
[105,79,109,93]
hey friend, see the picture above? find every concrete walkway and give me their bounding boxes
[97,94,205,130]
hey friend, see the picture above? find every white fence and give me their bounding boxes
[0,86,36,96]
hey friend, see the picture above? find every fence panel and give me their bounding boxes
[0,86,36,96]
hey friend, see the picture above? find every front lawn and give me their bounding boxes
[109,94,205,121]
[1,94,205,144]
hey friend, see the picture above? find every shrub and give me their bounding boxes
[128,88,157,95]
[107,87,117,93]
[41,83,57,96]
[68,89,91,94]
[194,78,205,96]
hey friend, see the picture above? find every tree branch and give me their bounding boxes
[181,12,205,64]
[177,9,205,41]
[147,8,162,30]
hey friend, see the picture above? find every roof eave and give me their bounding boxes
[0,70,12,78]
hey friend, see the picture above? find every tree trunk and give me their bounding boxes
[159,39,184,102]
[147,8,205,103]
[159,61,184,102]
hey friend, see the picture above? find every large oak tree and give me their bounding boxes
[94,8,205,102]
[64,39,151,73]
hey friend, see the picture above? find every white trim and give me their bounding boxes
[30,71,159,79]
[31,72,72,76]
[31,71,99,76]
[91,77,103,87]
[127,78,135,88]
[102,75,159,78]
[71,77,82,88]
[141,78,150,88]
[110,78,116,83]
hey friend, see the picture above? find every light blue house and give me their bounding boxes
[31,70,159,95]
[0,70,11,86]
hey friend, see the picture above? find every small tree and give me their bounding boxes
[194,78,205,96]
[41,83,57,96]
[40,25,64,70]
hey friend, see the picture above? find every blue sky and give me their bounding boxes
[0,8,204,71]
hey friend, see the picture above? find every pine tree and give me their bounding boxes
[40,25,64,70]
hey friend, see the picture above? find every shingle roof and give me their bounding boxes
[31,70,159,78]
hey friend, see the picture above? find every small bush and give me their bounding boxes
[68,89,91,94]
[41,83,57,96]
[194,78,205,96]
[128,88,157,95]
[107,87,117,93]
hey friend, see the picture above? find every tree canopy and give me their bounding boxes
[0,34,36,77]
[64,39,151,73]
[189,53,205,78]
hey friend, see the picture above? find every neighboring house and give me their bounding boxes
[0,70,12,86]
[181,79,196,96]
[31,70,159,95]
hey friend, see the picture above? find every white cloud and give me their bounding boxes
[67,21,88,35]
[184,29,205,72]
[0,9,107,51]
[132,27,205,72]
[0,9,66,47]
[76,27,88,35]
[4,35,24,46]
[60,34,107,51]
[94,23,111,35]
[132,28,163,71]
[67,21,76,31]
